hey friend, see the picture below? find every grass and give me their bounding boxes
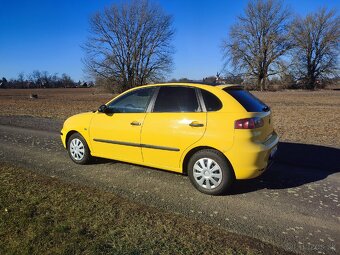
[0,163,292,255]
[0,87,339,147]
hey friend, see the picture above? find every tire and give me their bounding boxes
[67,133,92,164]
[188,149,234,195]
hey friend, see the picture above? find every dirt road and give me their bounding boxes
[0,116,339,255]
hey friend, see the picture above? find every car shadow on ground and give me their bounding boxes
[91,157,115,165]
[229,142,340,195]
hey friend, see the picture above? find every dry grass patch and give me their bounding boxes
[0,163,293,255]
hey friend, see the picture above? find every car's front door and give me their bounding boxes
[89,87,156,163]
[141,86,207,172]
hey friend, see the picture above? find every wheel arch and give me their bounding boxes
[182,146,235,177]
[65,130,90,151]
[65,130,78,148]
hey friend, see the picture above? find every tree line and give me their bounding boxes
[0,71,93,89]
[223,0,340,90]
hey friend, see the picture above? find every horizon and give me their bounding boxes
[1,0,339,81]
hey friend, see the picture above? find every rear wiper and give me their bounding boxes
[262,105,270,112]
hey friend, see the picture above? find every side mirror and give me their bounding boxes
[98,104,108,113]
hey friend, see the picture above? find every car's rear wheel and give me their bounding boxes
[67,133,92,164]
[188,149,234,195]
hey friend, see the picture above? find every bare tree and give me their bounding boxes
[29,70,42,88]
[222,72,244,84]
[41,71,50,87]
[0,77,8,88]
[61,73,74,88]
[222,0,292,90]
[83,0,174,92]
[17,72,25,86]
[290,8,340,89]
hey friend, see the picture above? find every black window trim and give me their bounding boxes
[149,85,203,113]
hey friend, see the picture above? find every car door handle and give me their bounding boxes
[189,121,204,127]
[130,121,141,126]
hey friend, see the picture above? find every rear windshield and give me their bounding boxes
[224,88,269,112]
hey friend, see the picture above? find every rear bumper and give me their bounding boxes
[225,132,279,179]
[266,144,278,169]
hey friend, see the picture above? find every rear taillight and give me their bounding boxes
[234,117,264,129]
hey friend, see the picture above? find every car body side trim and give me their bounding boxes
[141,143,180,151]
[93,138,180,152]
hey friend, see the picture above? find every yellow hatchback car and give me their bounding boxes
[61,83,278,195]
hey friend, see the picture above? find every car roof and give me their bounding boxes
[141,82,242,90]
[108,82,247,113]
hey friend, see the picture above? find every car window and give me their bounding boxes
[107,87,155,113]
[153,87,201,112]
[200,89,222,111]
[224,88,269,112]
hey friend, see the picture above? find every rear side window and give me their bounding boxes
[224,88,269,112]
[153,87,201,112]
[200,89,222,111]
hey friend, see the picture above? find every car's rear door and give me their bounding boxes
[141,86,207,172]
[89,87,156,163]
[224,88,274,142]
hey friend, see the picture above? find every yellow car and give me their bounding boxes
[61,83,278,195]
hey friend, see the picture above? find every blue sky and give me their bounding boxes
[0,0,338,81]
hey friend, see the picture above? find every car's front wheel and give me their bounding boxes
[188,149,234,195]
[67,133,92,164]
